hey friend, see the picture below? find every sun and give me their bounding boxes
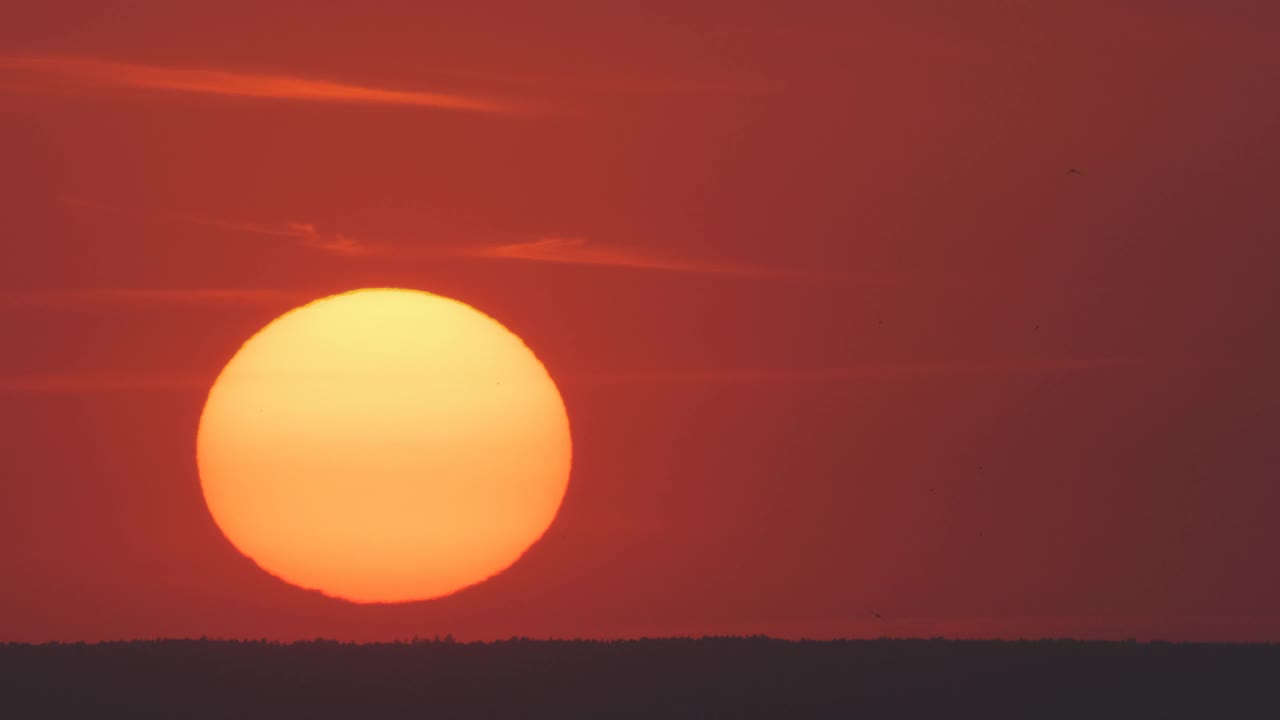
[195,288,572,603]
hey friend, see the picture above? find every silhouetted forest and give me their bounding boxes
[2,637,1277,718]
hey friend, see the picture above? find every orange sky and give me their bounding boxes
[2,1,1278,642]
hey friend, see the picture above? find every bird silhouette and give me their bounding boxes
[1065,168,1083,176]
[870,610,888,624]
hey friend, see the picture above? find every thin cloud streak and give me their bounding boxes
[64,198,826,276]
[60,197,377,257]
[0,373,206,393]
[180,216,374,256]
[0,288,307,310]
[62,198,804,273]
[0,358,1143,394]
[0,56,514,112]
[566,357,1143,386]
[468,235,794,276]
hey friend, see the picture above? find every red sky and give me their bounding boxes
[2,1,1278,642]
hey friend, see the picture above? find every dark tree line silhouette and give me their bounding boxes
[2,637,1277,718]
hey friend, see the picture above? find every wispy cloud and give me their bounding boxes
[180,217,374,256]
[0,373,206,393]
[0,55,514,113]
[63,197,800,273]
[0,357,1141,394]
[467,235,790,276]
[0,288,306,310]
[60,197,377,257]
[566,357,1142,386]
[64,196,821,276]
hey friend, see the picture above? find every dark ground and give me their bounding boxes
[2,637,1277,718]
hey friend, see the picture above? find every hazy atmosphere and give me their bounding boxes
[2,1,1278,644]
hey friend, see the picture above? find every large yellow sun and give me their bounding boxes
[195,288,572,603]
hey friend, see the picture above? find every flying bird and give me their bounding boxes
[870,610,888,624]
[1065,168,1083,176]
